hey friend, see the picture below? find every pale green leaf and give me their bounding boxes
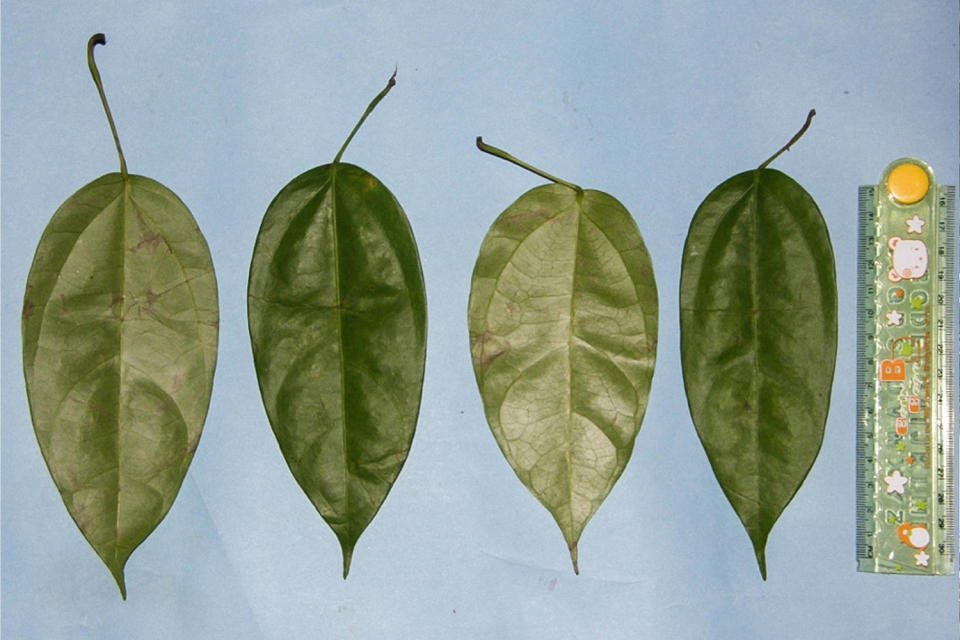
[22,173,218,597]
[469,140,658,573]
[21,34,218,599]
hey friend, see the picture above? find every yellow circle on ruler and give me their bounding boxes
[887,163,929,204]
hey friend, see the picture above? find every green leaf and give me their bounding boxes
[468,139,658,573]
[21,35,218,599]
[247,72,426,578]
[679,111,836,579]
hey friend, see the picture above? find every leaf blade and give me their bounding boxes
[469,184,658,571]
[22,173,219,597]
[247,162,426,576]
[679,168,837,578]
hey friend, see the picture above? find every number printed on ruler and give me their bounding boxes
[856,158,956,575]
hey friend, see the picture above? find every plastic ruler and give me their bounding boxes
[856,158,956,575]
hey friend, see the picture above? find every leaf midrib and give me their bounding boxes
[114,177,130,575]
[747,172,762,506]
[742,173,820,523]
[329,166,351,543]
[562,202,582,540]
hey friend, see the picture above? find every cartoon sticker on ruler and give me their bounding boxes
[878,337,922,383]
[884,470,908,495]
[895,417,908,436]
[897,523,931,566]
[879,359,906,382]
[905,215,925,234]
[907,395,921,413]
[887,237,928,282]
[909,291,928,327]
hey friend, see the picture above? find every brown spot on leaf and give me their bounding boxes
[22,298,35,321]
[156,392,178,415]
[71,498,94,536]
[504,209,552,229]
[170,372,184,395]
[110,294,124,316]
[133,230,163,253]
[470,329,510,367]
[144,288,160,310]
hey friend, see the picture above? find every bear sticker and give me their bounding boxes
[888,236,928,282]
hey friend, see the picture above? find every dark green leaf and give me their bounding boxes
[247,74,426,578]
[469,140,658,573]
[679,113,836,579]
[21,35,218,599]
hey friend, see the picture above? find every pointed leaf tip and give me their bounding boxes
[570,544,580,575]
[111,568,127,600]
[755,548,768,581]
[342,546,354,580]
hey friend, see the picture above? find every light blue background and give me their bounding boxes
[2,2,957,638]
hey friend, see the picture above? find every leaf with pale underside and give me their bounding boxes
[247,73,426,578]
[468,139,658,573]
[22,34,218,599]
[679,111,836,579]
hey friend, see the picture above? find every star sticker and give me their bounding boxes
[906,215,925,234]
[885,309,903,326]
[914,550,930,567]
[884,470,908,495]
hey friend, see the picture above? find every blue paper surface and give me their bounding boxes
[2,1,957,637]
